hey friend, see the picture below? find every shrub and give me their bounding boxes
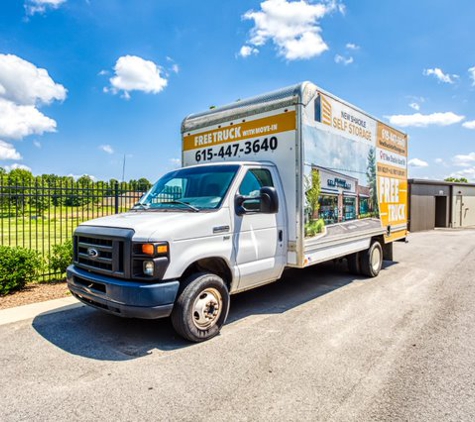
[49,239,73,274]
[0,246,44,295]
[305,218,325,237]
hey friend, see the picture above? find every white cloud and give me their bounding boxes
[346,43,359,50]
[408,158,428,168]
[4,163,31,172]
[452,152,475,167]
[241,0,343,60]
[107,55,168,99]
[0,140,22,161]
[423,68,458,84]
[239,45,259,58]
[407,96,425,112]
[0,54,65,143]
[462,120,475,130]
[169,158,181,167]
[99,144,114,154]
[165,57,180,74]
[25,0,66,16]
[67,173,97,181]
[386,112,465,128]
[0,98,57,139]
[0,54,66,106]
[334,54,353,65]
[332,157,342,168]
[33,140,41,148]
[434,158,448,167]
[469,67,475,86]
[449,167,475,181]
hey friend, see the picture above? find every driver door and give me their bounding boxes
[233,167,286,290]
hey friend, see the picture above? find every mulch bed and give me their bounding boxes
[0,281,70,310]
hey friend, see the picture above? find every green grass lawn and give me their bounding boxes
[0,205,131,254]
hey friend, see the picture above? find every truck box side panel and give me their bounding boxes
[300,87,408,265]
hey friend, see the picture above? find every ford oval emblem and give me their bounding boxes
[87,247,99,259]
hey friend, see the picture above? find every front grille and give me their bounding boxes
[73,226,133,278]
[77,237,118,273]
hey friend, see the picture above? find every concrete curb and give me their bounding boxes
[0,297,82,326]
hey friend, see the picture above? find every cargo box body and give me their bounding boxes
[182,81,408,268]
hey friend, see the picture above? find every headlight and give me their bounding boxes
[143,260,154,276]
[132,242,169,279]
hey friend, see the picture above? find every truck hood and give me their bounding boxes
[79,208,231,242]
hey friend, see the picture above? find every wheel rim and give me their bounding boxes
[191,287,223,330]
[371,246,382,273]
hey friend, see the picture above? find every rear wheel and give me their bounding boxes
[360,240,383,277]
[171,272,230,342]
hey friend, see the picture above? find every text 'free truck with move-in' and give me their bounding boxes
[67,82,408,342]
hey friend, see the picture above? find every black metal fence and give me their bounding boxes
[0,176,149,280]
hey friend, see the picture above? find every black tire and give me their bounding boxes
[347,252,361,275]
[360,241,383,278]
[171,272,230,342]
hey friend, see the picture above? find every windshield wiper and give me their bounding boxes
[159,200,200,212]
[132,203,150,210]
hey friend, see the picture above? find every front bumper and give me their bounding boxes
[66,265,179,319]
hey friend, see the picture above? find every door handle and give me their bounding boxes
[278,230,283,242]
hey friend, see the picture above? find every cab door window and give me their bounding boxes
[238,169,274,211]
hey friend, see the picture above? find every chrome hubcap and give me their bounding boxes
[192,288,223,330]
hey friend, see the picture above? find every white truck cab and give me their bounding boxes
[67,82,408,342]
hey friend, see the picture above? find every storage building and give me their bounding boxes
[408,179,475,231]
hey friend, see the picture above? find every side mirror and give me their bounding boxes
[259,186,279,214]
[235,186,279,216]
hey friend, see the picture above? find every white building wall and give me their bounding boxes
[452,186,475,227]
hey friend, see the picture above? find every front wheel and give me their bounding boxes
[171,273,230,342]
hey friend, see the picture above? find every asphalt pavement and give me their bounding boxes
[1,229,474,421]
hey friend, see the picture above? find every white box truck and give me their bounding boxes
[67,81,408,342]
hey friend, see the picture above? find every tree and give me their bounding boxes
[305,168,321,219]
[6,169,34,215]
[366,148,379,215]
[30,177,51,216]
[444,177,469,183]
[304,168,325,236]
[136,177,152,191]
[8,168,34,185]
[77,175,94,186]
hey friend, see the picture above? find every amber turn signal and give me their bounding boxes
[156,244,168,254]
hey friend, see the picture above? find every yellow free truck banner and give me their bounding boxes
[376,123,408,241]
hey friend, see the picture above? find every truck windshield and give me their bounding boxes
[134,165,240,211]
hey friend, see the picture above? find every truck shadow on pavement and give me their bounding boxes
[32,260,396,361]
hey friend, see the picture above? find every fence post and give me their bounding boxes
[114,181,119,214]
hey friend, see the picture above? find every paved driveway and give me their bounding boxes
[1,229,475,421]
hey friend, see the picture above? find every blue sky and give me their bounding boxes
[0,0,474,182]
